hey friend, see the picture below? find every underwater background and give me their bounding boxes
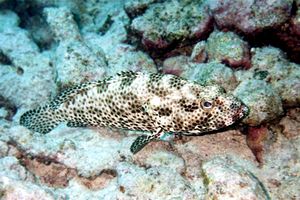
[0,0,299,199]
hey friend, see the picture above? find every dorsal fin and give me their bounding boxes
[49,71,142,109]
[49,76,113,109]
[49,82,95,109]
[116,70,137,78]
[49,72,139,109]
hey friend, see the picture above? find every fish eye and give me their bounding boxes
[201,100,213,109]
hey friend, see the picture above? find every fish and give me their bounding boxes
[20,71,249,154]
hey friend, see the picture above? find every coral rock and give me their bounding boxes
[202,157,270,199]
[44,7,107,86]
[0,11,56,109]
[205,31,251,69]
[162,55,190,76]
[208,0,293,34]
[190,41,207,63]
[234,80,283,126]
[0,156,55,200]
[145,151,185,174]
[125,0,158,18]
[250,47,300,107]
[273,78,300,107]
[0,10,20,31]
[7,125,132,178]
[279,109,300,139]
[116,162,197,199]
[163,57,237,92]
[131,0,212,50]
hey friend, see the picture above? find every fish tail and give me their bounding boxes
[20,105,63,134]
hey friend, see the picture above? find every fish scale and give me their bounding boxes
[20,71,249,154]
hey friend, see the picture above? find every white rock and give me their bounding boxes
[202,157,270,199]
[0,10,20,32]
[0,12,56,109]
[145,151,185,174]
[7,125,132,178]
[0,156,55,200]
[44,7,81,41]
[44,7,107,86]
[116,162,197,199]
[0,108,8,119]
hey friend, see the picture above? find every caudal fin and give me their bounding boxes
[20,105,63,134]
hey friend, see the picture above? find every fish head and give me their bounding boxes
[182,84,249,134]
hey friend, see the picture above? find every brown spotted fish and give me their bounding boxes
[20,71,249,153]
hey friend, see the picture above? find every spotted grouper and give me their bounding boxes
[20,71,249,153]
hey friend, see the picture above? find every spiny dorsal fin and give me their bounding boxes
[49,72,138,109]
[49,82,94,109]
[49,71,142,109]
[116,70,136,78]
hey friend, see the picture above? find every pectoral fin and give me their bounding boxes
[130,128,162,154]
[130,135,154,154]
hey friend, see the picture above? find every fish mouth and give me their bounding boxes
[232,103,249,122]
[239,104,249,119]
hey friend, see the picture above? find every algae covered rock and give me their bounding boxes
[103,44,157,76]
[183,62,237,91]
[205,31,251,68]
[189,30,251,68]
[131,0,212,49]
[79,0,130,34]
[0,142,8,159]
[84,32,157,76]
[190,40,207,63]
[0,156,35,181]
[85,34,157,76]
[43,7,81,41]
[80,1,136,76]
[208,0,293,34]
[202,157,270,199]
[54,40,107,85]
[163,57,237,91]
[125,0,158,17]
[250,47,300,107]
[273,7,300,63]
[234,80,283,126]
[273,78,300,107]
[279,108,300,139]
[162,55,191,76]
[259,119,300,199]
[235,46,300,108]
[250,47,299,81]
